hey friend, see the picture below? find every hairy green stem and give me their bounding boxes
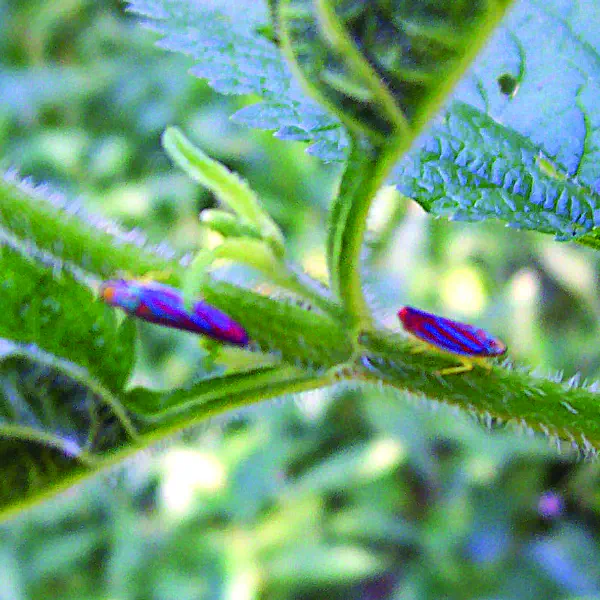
[0,172,182,283]
[358,329,600,455]
[328,136,411,328]
[0,364,337,522]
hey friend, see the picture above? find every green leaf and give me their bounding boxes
[0,339,135,457]
[393,102,600,242]
[0,244,136,395]
[461,0,599,183]
[126,0,347,159]
[199,209,264,241]
[162,127,284,252]
[128,0,600,251]
[128,0,513,160]
[391,0,600,243]
[278,0,511,143]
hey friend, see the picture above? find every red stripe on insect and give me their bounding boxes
[398,306,506,375]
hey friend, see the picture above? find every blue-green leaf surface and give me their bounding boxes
[127,0,600,240]
[126,0,347,159]
[393,102,600,241]
[392,0,600,242]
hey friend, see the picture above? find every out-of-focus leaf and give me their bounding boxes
[266,544,387,586]
[289,438,405,494]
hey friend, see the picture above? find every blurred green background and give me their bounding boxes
[1,1,600,598]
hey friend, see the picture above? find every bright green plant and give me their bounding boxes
[0,0,599,520]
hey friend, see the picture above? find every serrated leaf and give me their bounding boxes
[392,102,600,241]
[390,0,600,242]
[128,0,600,248]
[458,0,600,187]
[127,0,282,97]
[126,0,345,158]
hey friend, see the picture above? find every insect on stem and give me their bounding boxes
[99,279,249,346]
[398,306,507,376]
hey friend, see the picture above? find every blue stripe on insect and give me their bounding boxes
[99,279,249,346]
[398,305,507,375]
[421,322,469,355]
[425,319,484,354]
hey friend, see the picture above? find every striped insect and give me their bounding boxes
[99,279,249,346]
[398,306,507,375]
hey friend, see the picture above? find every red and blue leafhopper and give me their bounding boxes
[100,279,249,346]
[398,306,506,375]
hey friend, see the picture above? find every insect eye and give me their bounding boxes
[100,285,115,304]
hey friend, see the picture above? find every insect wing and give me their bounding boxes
[399,306,505,357]
[138,286,249,346]
[192,300,249,346]
[136,281,182,302]
[416,314,480,355]
[101,280,249,346]
[136,288,198,331]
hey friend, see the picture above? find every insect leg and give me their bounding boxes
[436,356,494,376]
[436,358,474,376]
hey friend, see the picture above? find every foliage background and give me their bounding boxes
[1,0,600,598]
